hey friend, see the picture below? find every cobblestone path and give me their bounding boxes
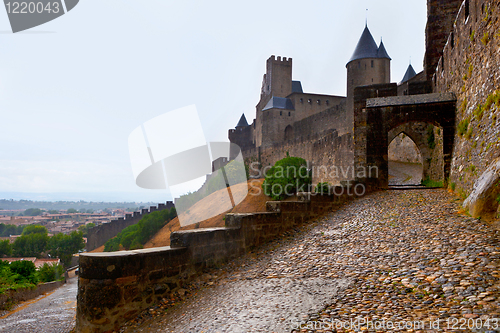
[122,190,500,333]
[388,161,424,185]
[0,277,77,333]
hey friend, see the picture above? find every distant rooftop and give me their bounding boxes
[292,81,303,93]
[263,96,295,111]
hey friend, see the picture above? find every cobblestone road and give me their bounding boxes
[0,277,77,333]
[389,161,423,185]
[122,189,500,333]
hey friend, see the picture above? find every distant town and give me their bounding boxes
[0,199,158,244]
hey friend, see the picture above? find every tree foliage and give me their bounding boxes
[37,263,64,283]
[23,208,42,216]
[0,224,24,237]
[78,223,95,237]
[47,231,85,266]
[9,260,38,284]
[13,226,49,258]
[104,208,177,252]
[0,240,12,257]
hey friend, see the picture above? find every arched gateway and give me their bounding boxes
[353,83,456,189]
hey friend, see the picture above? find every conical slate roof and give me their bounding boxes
[400,64,417,83]
[348,26,391,64]
[236,114,249,128]
[348,26,379,63]
[377,40,391,60]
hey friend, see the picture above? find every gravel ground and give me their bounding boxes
[122,189,500,333]
[0,277,77,333]
[389,161,423,185]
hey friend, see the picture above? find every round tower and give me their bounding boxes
[346,25,391,121]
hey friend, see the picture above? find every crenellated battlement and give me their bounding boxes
[267,55,292,65]
[86,201,175,251]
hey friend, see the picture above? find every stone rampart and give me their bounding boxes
[76,184,366,333]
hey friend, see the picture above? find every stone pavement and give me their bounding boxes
[121,190,500,333]
[0,276,77,333]
[388,161,423,185]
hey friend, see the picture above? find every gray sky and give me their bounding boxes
[0,0,427,202]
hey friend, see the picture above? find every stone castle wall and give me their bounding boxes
[86,202,174,251]
[242,105,353,186]
[433,0,500,196]
[76,188,365,333]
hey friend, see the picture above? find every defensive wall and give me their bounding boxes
[76,183,370,333]
[86,201,174,251]
[433,0,500,201]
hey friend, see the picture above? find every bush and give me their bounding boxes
[262,156,311,200]
[421,177,444,188]
[9,260,38,284]
[37,263,64,283]
[457,118,470,137]
[315,182,331,195]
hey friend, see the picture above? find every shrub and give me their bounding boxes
[315,182,331,195]
[262,156,311,200]
[37,263,64,283]
[421,177,443,188]
[450,182,456,191]
[9,260,38,284]
[457,117,470,137]
[474,104,484,121]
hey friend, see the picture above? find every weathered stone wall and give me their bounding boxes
[288,93,346,123]
[76,186,365,333]
[240,104,353,186]
[86,202,174,251]
[0,280,65,310]
[424,0,463,80]
[433,0,500,197]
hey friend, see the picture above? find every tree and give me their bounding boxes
[22,225,48,236]
[78,223,95,237]
[47,231,85,266]
[47,210,59,214]
[0,240,12,257]
[13,226,49,258]
[23,208,42,216]
[66,208,77,214]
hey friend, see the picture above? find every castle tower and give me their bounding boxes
[346,25,391,131]
[255,55,293,147]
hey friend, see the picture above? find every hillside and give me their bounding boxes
[144,179,267,248]
[91,179,268,252]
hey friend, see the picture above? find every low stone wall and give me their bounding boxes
[0,280,65,310]
[76,185,364,333]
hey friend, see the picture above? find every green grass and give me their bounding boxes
[421,178,444,188]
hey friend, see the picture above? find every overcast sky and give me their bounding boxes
[0,0,427,202]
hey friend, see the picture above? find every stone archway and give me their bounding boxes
[353,85,456,189]
[388,132,423,185]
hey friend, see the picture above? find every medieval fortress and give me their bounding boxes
[77,1,500,331]
[229,0,500,208]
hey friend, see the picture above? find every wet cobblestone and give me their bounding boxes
[122,190,500,333]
